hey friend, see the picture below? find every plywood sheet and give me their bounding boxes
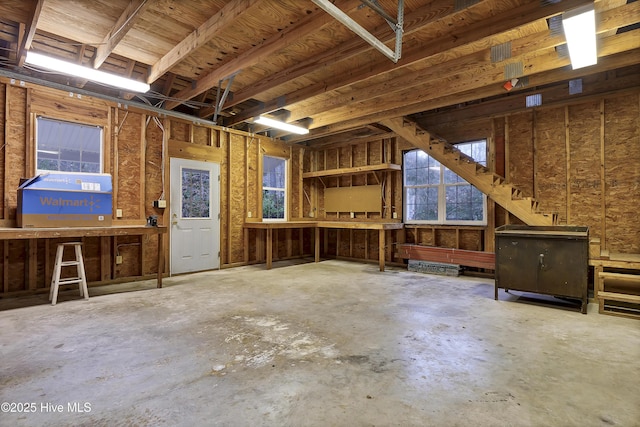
[30,88,108,125]
[352,229,367,259]
[604,94,640,253]
[324,185,381,213]
[535,107,567,223]
[0,83,5,218]
[193,126,209,145]
[246,136,258,220]
[229,133,246,263]
[437,229,457,249]
[459,229,482,251]
[508,111,534,196]
[116,111,143,220]
[170,121,190,142]
[218,131,229,264]
[6,85,27,219]
[568,102,602,236]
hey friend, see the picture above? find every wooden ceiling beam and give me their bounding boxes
[287,48,640,143]
[0,1,33,24]
[163,0,364,111]
[415,67,640,128]
[288,1,638,123]
[94,0,151,69]
[203,0,461,116]
[228,0,593,126]
[17,0,43,66]
[309,31,640,129]
[147,0,259,83]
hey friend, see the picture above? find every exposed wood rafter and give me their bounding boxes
[94,0,151,69]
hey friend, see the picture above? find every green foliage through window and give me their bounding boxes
[263,156,286,220]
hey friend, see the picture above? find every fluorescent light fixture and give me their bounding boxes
[254,115,309,135]
[562,5,597,69]
[25,51,150,93]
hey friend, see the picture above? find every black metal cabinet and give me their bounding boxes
[495,225,589,313]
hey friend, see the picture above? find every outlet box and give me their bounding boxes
[153,200,167,208]
[393,212,398,219]
[350,212,355,219]
[115,255,123,265]
[116,209,123,218]
[247,211,252,218]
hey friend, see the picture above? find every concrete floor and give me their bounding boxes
[0,259,638,427]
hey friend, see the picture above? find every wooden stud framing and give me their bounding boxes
[25,93,33,175]
[298,147,304,219]
[100,236,110,281]
[139,114,146,222]
[112,108,120,219]
[4,85,10,220]
[3,241,8,293]
[532,110,537,199]
[227,132,233,262]
[504,115,510,224]
[27,238,36,290]
[565,106,571,224]
[599,99,606,252]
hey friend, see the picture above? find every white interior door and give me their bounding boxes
[170,158,220,275]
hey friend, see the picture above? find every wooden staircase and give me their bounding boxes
[381,116,557,226]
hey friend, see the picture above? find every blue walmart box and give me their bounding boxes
[17,173,113,227]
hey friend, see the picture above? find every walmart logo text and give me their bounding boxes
[39,196,100,212]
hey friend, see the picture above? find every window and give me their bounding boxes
[36,117,103,173]
[404,140,487,225]
[181,168,210,218]
[262,155,287,220]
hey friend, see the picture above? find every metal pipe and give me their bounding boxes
[0,68,219,127]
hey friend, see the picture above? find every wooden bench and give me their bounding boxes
[590,254,640,319]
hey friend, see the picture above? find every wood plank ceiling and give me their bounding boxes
[0,0,638,145]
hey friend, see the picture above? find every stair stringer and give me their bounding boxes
[381,117,556,226]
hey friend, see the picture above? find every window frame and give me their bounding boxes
[35,116,104,175]
[403,140,487,226]
[261,155,287,222]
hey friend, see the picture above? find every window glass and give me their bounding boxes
[263,156,286,220]
[36,117,102,173]
[403,140,487,225]
[181,168,211,218]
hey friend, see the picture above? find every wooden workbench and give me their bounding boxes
[243,221,403,271]
[0,225,167,288]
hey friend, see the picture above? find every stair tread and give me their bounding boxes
[385,117,560,227]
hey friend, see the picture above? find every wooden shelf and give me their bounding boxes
[302,163,401,178]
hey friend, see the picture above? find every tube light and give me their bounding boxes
[254,116,309,135]
[562,5,597,70]
[25,51,150,93]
